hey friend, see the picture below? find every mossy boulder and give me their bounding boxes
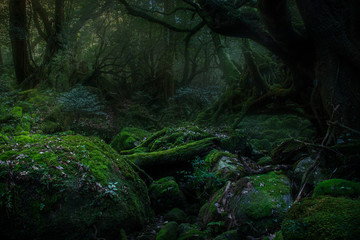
[257,156,272,166]
[313,178,360,198]
[200,172,292,237]
[281,196,360,240]
[164,208,188,223]
[149,177,185,213]
[218,131,251,154]
[155,221,179,240]
[205,150,246,181]
[214,230,239,240]
[293,157,328,186]
[177,223,207,240]
[236,114,315,152]
[271,139,307,165]
[0,134,151,240]
[111,127,151,152]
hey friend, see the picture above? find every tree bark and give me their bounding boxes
[8,0,33,87]
[211,32,242,87]
[157,0,176,100]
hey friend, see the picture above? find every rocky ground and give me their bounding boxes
[1,89,359,240]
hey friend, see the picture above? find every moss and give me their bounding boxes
[205,150,235,167]
[149,177,185,213]
[282,196,360,240]
[236,114,314,151]
[122,127,214,155]
[273,231,284,240]
[111,127,151,152]
[9,106,23,119]
[271,139,306,165]
[13,134,44,144]
[293,157,328,186]
[204,150,246,181]
[218,131,249,154]
[177,227,207,240]
[0,133,9,144]
[155,221,179,240]
[331,140,360,155]
[200,172,291,237]
[164,208,188,223]
[0,133,151,239]
[41,121,61,134]
[313,179,360,198]
[257,156,272,166]
[124,137,217,171]
[214,230,239,240]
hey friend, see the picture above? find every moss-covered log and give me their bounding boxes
[123,137,218,173]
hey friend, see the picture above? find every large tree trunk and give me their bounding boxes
[0,43,3,72]
[157,0,175,100]
[8,0,33,87]
[295,0,360,132]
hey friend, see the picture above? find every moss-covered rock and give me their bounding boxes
[313,178,360,198]
[293,157,328,186]
[111,127,151,152]
[205,149,246,181]
[149,177,185,213]
[236,114,315,152]
[218,131,251,154]
[177,223,207,240]
[0,134,151,240]
[271,139,307,165]
[164,208,188,223]
[257,156,272,166]
[200,172,292,237]
[281,196,360,240]
[214,230,239,240]
[155,221,179,240]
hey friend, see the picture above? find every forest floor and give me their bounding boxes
[0,88,359,240]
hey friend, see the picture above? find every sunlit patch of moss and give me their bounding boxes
[282,196,360,240]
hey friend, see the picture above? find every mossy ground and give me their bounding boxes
[282,196,360,240]
[313,178,360,198]
[236,114,315,151]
